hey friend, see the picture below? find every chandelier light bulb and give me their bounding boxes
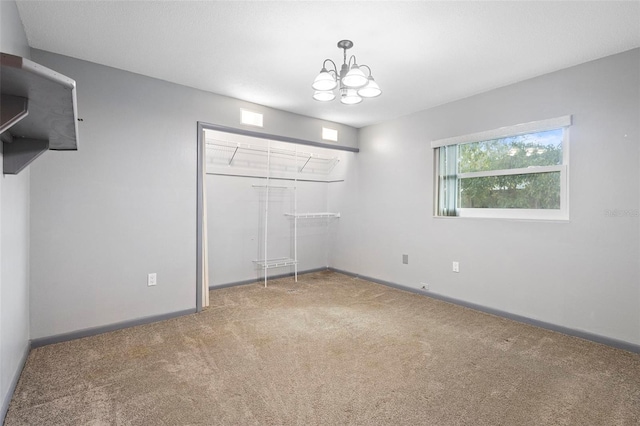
[312,68,338,91]
[313,90,336,102]
[342,65,368,88]
[340,88,362,105]
[357,76,382,98]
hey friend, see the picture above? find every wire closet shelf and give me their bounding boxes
[206,138,340,180]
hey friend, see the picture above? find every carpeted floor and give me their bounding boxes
[5,271,640,425]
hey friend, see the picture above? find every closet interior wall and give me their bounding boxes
[204,130,348,287]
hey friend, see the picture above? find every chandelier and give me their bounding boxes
[312,40,382,105]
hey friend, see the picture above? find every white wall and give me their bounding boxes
[1,0,32,419]
[332,49,640,346]
[28,49,357,340]
[207,177,333,285]
[205,132,349,286]
[327,146,361,271]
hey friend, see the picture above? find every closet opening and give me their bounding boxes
[196,122,357,311]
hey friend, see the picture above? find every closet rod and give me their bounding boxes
[207,172,343,183]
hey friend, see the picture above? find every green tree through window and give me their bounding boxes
[458,129,563,209]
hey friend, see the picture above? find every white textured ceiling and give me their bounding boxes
[15,1,640,128]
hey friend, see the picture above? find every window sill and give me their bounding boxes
[433,212,570,223]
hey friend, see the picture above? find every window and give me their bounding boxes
[240,109,263,127]
[322,127,338,142]
[432,116,571,220]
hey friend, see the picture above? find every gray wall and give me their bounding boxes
[0,0,30,58]
[1,0,31,419]
[28,49,357,339]
[332,49,640,345]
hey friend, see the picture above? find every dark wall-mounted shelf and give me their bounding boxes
[1,52,79,174]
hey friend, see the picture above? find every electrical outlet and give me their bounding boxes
[402,254,409,265]
[421,282,429,291]
[452,261,459,273]
[147,273,157,286]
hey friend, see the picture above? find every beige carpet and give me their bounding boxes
[5,271,640,425]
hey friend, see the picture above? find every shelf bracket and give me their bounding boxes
[1,131,14,144]
[3,137,49,175]
[299,155,312,172]
[228,145,239,165]
[0,94,28,134]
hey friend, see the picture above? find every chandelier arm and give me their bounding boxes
[323,59,338,75]
[359,65,372,77]
[347,55,357,68]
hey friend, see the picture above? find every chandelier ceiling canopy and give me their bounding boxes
[312,40,381,105]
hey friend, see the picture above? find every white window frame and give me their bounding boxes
[432,116,571,221]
